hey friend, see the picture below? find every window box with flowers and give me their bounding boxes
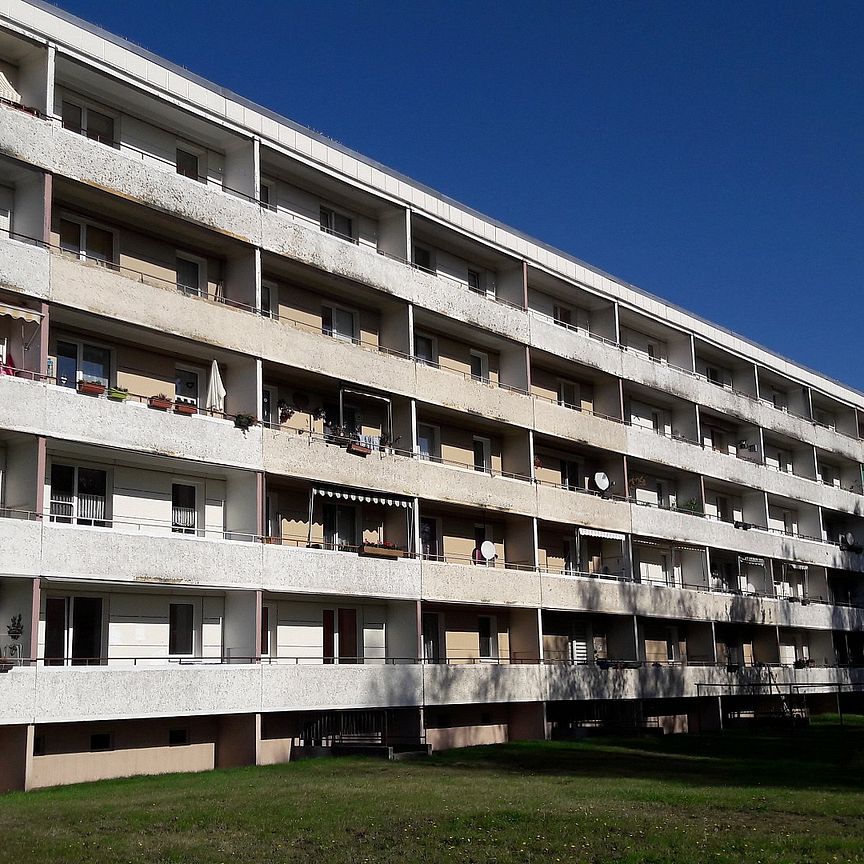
[359,541,403,560]
[148,394,173,411]
[77,380,106,397]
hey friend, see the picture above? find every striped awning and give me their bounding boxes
[579,528,625,542]
[312,486,412,508]
[0,302,41,324]
[739,555,766,567]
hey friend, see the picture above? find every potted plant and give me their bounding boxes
[77,379,105,396]
[359,540,403,559]
[107,386,128,402]
[234,413,258,431]
[148,393,173,411]
[174,401,198,416]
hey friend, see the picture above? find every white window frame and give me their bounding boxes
[417,423,441,461]
[46,459,112,526]
[259,178,277,210]
[413,331,438,366]
[57,213,119,267]
[472,435,492,472]
[60,93,119,147]
[469,350,490,382]
[171,479,204,536]
[477,614,498,661]
[261,279,279,319]
[174,363,207,407]
[175,251,208,297]
[53,334,114,388]
[322,302,357,343]
[175,141,207,183]
[412,243,435,272]
[319,204,355,242]
[557,379,580,409]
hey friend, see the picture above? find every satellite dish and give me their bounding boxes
[593,472,610,492]
[480,540,497,561]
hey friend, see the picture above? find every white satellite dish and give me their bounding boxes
[480,540,497,561]
[593,472,610,492]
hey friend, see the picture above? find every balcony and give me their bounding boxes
[423,662,544,706]
[0,374,264,471]
[0,662,424,725]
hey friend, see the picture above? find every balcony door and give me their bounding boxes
[323,503,357,550]
[422,612,440,663]
[44,595,103,666]
[49,463,109,527]
[323,608,358,664]
[55,339,110,389]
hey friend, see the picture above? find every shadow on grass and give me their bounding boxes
[426,723,864,792]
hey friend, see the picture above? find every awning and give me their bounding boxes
[739,555,766,567]
[784,563,808,572]
[0,302,42,325]
[312,486,412,508]
[578,528,625,542]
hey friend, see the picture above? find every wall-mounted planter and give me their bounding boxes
[347,442,372,457]
[107,388,128,402]
[77,381,105,397]
[174,403,198,416]
[359,544,403,559]
[148,396,173,411]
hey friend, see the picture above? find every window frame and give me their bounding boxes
[168,601,195,656]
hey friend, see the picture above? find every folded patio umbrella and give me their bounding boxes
[205,359,226,412]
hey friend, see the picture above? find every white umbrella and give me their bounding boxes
[205,359,226,413]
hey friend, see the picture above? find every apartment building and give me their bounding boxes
[0,1,863,792]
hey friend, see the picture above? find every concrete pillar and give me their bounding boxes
[216,714,258,768]
[508,702,546,741]
[0,724,30,792]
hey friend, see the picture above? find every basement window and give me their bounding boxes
[90,732,113,752]
[168,728,189,746]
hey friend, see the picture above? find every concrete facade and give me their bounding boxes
[0,0,862,790]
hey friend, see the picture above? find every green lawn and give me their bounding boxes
[3,720,864,863]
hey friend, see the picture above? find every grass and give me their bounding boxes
[3,720,864,863]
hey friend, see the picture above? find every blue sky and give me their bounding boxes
[53,0,864,390]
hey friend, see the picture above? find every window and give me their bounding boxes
[467,269,482,294]
[771,389,788,412]
[715,496,731,523]
[89,732,112,752]
[472,436,491,472]
[651,410,664,434]
[168,728,189,747]
[558,380,579,409]
[413,333,437,365]
[706,366,723,386]
[262,386,277,426]
[259,180,275,209]
[322,305,355,342]
[176,254,204,297]
[420,518,439,560]
[261,280,278,319]
[169,603,194,655]
[709,427,726,453]
[323,608,358,664]
[176,147,201,181]
[323,504,357,550]
[412,245,432,271]
[49,463,108,526]
[55,339,110,389]
[469,350,489,382]
[417,424,440,460]
[171,484,197,534]
[62,99,115,146]
[553,304,572,328]
[33,735,45,757]
[478,616,494,659]
[175,367,200,407]
[260,605,273,657]
[58,218,114,265]
[561,459,580,490]
[319,207,353,241]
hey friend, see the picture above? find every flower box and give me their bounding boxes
[359,544,403,560]
[107,388,128,402]
[77,381,105,397]
[148,396,173,411]
[174,402,198,416]
[347,442,372,456]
